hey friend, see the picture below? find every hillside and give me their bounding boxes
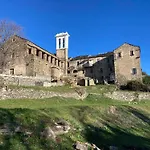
[0,85,149,150]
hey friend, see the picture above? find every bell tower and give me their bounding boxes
[55,32,70,75]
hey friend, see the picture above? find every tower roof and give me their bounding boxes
[55,32,70,37]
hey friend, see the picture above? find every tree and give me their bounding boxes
[143,75,150,85]
[142,71,147,76]
[0,19,23,45]
[0,19,24,74]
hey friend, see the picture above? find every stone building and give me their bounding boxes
[68,43,142,86]
[0,32,142,86]
[0,32,70,81]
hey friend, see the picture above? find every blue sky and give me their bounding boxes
[0,0,150,74]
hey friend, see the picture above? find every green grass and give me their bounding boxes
[85,84,116,94]
[0,94,150,150]
[0,95,127,109]
[8,84,116,95]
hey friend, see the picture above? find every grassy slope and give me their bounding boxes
[0,85,149,150]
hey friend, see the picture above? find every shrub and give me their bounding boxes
[120,80,150,92]
[143,75,150,85]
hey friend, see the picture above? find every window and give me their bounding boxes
[109,67,113,72]
[118,52,122,58]
[73,70,78,73]
[28,48,32,54]
[47,56,49,61]
[130,50,134,56]
[10,69,14,75]
[77,61,80,66]
[36,50,39,56]
[12,38,16,42]
[59,39,61,49]
[63,38,65,48]
[132,68,137,75]
[42,53,44,59]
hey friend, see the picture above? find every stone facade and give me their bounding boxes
[0,32,142,86]
[0,34,67,81]
[114,43,142,84]
[68,43,142,86]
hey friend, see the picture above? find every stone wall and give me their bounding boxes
[0,36,27,75]
[69,53,115,85]
[0,74,53,87]
[0,35,65,80]
[105,91,150,101]
[0,87,87,100]
[27,40,65,78]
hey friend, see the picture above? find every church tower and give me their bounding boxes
[55,32,70,75]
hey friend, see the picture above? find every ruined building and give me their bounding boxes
[0,32,142,86]
[69,43,142,86]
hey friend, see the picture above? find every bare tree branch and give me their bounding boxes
[0,19,24,74]
[0,19,23,45]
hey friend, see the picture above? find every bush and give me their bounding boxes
[120,80,150,92]
[143,75,150,85]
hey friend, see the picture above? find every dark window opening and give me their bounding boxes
[42,53,44,59]
[132,68,137,75]
[83,70,84,74]
[73,70,78,73]
[10,69,14,75]
[77,61,80,66]
[59,39,61,49]
[109,67,113,72]
[68,71,70,74]
[68,62,70,67]
[28,48,32,54]
[51,80,57,83]
[47,56,49,61]
[12,38,16,42]
[130,50,134,56]
[118,52,122,58]
[36,50,39,56]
